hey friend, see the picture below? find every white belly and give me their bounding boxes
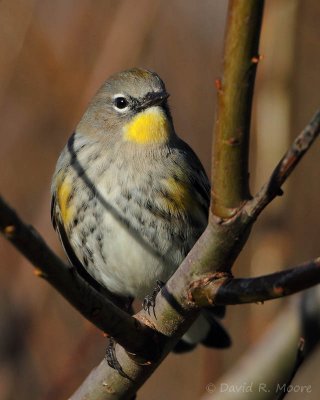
[93,211,176,298]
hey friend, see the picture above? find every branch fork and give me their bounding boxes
[188,272,233,306]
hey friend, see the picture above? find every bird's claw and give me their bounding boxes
[105,337,132,380]
[143,280,164,317]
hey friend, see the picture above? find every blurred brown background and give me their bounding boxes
[0,1,319,399]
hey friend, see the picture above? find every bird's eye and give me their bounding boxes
[114,96,129,110]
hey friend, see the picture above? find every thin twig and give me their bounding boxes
[244,110,320,219]
[201,294,319,400]
[189,258,320,306]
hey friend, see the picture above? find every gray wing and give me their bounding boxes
[174,138,211,214]
[173,139,227,319]
[51,193,132,308]
[51,193,96,284]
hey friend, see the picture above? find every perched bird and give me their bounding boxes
[51,68,230,361]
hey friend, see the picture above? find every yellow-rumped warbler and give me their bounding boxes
[51,68,230,354]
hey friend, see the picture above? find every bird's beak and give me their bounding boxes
[139,91,170,110]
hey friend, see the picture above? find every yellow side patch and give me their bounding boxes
[161,177,195,213]
[124,107,170,144]
[57,180,74,225]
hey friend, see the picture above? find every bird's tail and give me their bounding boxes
[173,307,231,353]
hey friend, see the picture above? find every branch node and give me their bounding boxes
[225,137,241,146]
[215,78,222,92]
[277,188,284,196]
[102,382,114,394]
[3,224,16,237]
[188,272,233,306]
[33,268,47,278]
[134,314,157,332]
[251,54,263,64]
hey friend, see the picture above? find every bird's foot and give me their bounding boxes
[143,280,164,317]
[105,337,132,380]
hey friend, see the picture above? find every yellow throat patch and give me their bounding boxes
[124,107,170,144]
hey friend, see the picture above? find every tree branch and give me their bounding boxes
[189,258,320,306]
[212,0,264,218]
[202,287,320,400]
[275,338,305,400]
[0,196,159,361]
